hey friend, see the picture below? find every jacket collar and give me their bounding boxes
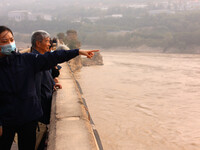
[32,49,41,54]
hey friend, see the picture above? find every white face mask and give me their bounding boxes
[0,42,16,55]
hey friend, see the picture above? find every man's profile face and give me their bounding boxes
[38,37,51,53]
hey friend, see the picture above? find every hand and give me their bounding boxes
[79,50,99,59]
[54,83,62,90]
[54,77,59,83]
[0,126,2,137]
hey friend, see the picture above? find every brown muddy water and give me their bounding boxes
[75,52,200,150]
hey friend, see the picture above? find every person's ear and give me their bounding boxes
[36,41,41,48]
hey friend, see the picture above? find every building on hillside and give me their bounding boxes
[28,13,52,21]
[186,1,200,10]
[149,10,175,16]
[8,10,30,22]
[85,17,100,23]
[105,14,123,18]
[8,10,52,21]
[111,14,123,18]
[127,4,148,9]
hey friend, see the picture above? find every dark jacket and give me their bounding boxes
[51,66,60,78]
[32,49,55,124]
[0,49,79,126]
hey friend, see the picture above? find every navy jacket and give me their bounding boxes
[0,49,79,126]
[32,49,55,124]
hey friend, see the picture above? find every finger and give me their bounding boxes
[87,54,92,58]
[87,55,91,58]
[90,50,99,52]
[89,52,94,56]
[88,52,92,56]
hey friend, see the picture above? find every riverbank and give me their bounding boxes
[82,45,200,54]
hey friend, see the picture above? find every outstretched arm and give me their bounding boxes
[79,50,99,58]
[28,49,99,73]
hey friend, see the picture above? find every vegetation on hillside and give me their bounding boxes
[2,6,200,53]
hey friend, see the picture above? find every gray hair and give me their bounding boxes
[31,30,50,48]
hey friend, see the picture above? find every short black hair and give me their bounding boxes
[0,26,13,35]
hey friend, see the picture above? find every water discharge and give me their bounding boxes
[75,52,200,150]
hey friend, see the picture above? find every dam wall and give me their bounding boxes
[47,62,103,150]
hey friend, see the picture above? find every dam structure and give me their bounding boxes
[47,62,103,150]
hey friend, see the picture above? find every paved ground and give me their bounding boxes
[11,142,18,150]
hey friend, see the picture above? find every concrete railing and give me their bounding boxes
[47,63,103,150]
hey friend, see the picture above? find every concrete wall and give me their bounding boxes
[47,63,101,150]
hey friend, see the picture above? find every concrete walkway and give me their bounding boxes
[11,142,18,150]
[47,63,100,150]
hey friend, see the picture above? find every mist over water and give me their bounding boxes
[75,52,200,150]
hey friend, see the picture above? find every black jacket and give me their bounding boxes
[0,49,79,126]
[32,49,55,124]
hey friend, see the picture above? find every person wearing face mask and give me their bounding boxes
[0,42,16,55]
[0,26,99,150]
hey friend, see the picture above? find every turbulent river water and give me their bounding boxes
[75,52,200,150]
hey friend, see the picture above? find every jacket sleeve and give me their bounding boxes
[26,49,79,73]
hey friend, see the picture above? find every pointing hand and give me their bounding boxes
[79,50,99,58]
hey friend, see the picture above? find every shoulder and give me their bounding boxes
[21,52,40,58]
[16,53,41,64]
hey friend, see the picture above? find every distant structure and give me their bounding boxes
[148,10,175,16]
[8,10,52,22]
[56,29,103,71]
[8,10,30,22]
[66,30,78,41]
[66,30,81,49]
[65,30,82,72]
[82,52,103,66]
